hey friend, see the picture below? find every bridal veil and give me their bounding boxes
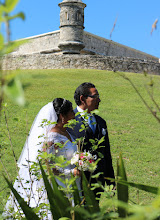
[5,101,57,212]
[18,101,57,167]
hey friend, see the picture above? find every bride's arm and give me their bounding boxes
[45,134,81,177]
[42,141,52,152]
[46,142,80,177]
[55,166,80,176]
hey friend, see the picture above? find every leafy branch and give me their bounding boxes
[118,72,160,124]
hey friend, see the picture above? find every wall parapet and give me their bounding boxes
[12,30,61,55]
[11,30,159,63]
[83,31,159,62]
[2,54,160,75]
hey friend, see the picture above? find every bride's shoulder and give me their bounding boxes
[47,132,64,144]
[48,131,60,138]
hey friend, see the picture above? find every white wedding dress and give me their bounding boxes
[47,131,81,192]
[4,102,81,219]
[4,102,57,218]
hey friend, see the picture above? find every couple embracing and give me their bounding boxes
[5,82,115,216]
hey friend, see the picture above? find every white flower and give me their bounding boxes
[85,151,92,160]
[82,163,88,171]
[71,152,79,165]
[71,150,97,172]
[79,160,83,167]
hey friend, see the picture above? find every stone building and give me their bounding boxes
[2,0,160,74]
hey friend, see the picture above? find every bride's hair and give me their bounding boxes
[53,98,72,121]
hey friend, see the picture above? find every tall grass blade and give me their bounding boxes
[71,175,82,220]
[39,161,71,219]
[73,207,91,220]
[71,175,81,206]
[49,169,71,211]
[82,172,100,214]
[3,175,40,220]
[117,179,159,195]
[117,152,128,218]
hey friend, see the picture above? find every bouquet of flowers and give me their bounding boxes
[71,150,97,172]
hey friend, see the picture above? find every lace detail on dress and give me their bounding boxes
[46,131,77,177]
[47,132,68,143]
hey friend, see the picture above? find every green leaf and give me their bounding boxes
[4,12,25,21]
[3,175,40,220]
[91,172,103,179]
[89,139,95,145]
[82,172,100,214]
[97,136,105,145]
[0,5,6,20]
[49,169,71,214]
[73,206,91,219]
[3,77,25,106]
[0,33,4,50]
[72,184,82,220]
[71,174,81,206]
[91,109,99,115]
[64,118,78,129]
[0,39,28,56]
[3,69,22,81]
[116,179,159,195]
[117,152,128,218]
[39,161,64,219]
[3,0,19,13]
[97,152,104,158]
[39,161,71,220]
[59,218,71,220]
[13,117,19,121]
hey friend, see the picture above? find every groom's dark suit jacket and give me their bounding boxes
[67,107,115,196]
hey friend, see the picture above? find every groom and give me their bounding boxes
[68,82,115,197]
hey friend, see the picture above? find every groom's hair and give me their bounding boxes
[74,82,95,106]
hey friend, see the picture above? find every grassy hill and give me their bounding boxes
[0,69,160,213]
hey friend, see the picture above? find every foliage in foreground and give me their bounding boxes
[3,151,160,220]
[0,0,26,113]
[0,1,160,218]
[1,68,160,218]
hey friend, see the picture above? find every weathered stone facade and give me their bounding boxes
[3,0,160,74]
[2,54,160,75]
[11,31,159,61]
[83,32,158,61]
[58,0,86,54]
[11,31,61,55]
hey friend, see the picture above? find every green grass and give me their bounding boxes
[0,69,160,213]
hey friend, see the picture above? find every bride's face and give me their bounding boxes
[63,107,75,123]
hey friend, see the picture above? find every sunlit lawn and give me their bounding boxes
[0,69,160,213]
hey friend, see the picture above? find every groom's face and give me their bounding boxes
[84,87,101,113]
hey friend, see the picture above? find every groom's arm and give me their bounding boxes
[102,121,115,185]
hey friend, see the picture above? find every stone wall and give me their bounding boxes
[11,30,159,62]
[2,54,160,75]
[83,32,159,61]
[12,31,60,55]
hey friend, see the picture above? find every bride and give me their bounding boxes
[4,98,81,218]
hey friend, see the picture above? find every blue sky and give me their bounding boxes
[6,0,160,58]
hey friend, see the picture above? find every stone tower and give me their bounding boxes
[58,0,86,54]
